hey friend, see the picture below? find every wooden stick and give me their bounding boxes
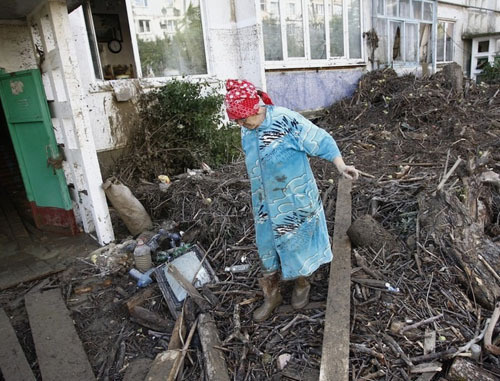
[436,157,462,192]
[400,314,444,334]
[478,255,500,283]
[383,334,413,367]
[358,170,375,179]
[319,178,352,381]
[167,318,199,381]
[166,264,210,311]
[411,347,457,364]
[484,302,500,355]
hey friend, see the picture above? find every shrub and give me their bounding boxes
[118,79,240,182]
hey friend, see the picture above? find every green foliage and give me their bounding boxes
[128,79,240,180]
[478,58,500,84]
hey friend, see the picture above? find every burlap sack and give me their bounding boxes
[102,177,152,235]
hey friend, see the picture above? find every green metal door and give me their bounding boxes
[0,69,76,233]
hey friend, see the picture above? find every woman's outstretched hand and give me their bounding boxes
[341,165,359,180]
[333,157,359,180]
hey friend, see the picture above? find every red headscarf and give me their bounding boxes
[225,79,273,120]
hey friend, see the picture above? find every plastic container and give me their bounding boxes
[134,239,152,272]
[224,264,251,273]
[129,268,154,287]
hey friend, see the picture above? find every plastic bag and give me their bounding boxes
[102,177,153,235]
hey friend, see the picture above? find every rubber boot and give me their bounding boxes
[253,272,283,322]
[291,276,311,310]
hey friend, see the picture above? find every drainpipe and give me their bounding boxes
[371,0,377,71]
[432,1,438,74]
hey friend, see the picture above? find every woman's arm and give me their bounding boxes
[333,156,359,180]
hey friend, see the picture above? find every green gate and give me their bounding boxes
[0,69,76,233]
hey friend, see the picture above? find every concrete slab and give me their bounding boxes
[25,289,96,380]
[0,232,98,290]
[0,308,36,381]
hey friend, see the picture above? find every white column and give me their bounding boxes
[28,0,114,245]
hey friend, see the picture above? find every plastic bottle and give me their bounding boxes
[129,268,154,287]
[385,282,400,293]
[224,264,251,273]
[133,239,152,272]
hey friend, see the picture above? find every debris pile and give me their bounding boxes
[0,67,499,380]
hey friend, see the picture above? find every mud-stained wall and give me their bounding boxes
[68,0,265,155]
[0,22,37,73]
[266,69,364,112]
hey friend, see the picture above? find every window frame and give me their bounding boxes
[261,0,365,70]
[471,36,500,80]
[124,0,211,80]
[436,19,454,63]
[375,0,435,67]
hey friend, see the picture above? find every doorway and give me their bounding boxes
[0,98,32,247]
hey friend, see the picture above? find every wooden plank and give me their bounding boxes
[0,308,36,381]
[25,289,96,381]
[198,313,231,381]
[319,177,352,381]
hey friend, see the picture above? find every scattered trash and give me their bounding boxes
[155,244,192,263]
[385,282,400,293]
[133,239,153,272]
[277,353,292,370]
[470,343,481,361]
[129,268,155,287]
[88,239,135,272]
[224,264,251,273]
[158,175,171,192]
[155,245,218,318]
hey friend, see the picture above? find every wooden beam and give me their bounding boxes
[319,177,352,381]
[198,313,230,381]
[0,308,35,381]
[25,289,96,380]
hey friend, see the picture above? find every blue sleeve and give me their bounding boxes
[286,109,341,161]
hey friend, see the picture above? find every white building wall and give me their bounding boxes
[0,22,37,73]
[67,0,265,153]
[438,0,500,75]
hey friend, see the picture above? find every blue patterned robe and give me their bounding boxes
[242,105,341,280]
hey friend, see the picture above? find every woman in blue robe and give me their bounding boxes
[225,79,359,321]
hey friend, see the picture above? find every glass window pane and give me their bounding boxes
[386,0,397,17]
[400,0,410,18]
[134,0,207,77]
[478,40,489,53]
[476,57,488,70]
[390,21,402,61]
[375,18,387,64]
[376,0,384,15]
[405,23,418,62]
[445,23,453,61]
[262,1,284,60]
[437,22,444,61]
[423,2,433,21]
[348,0,361,59]
[309,0,326,59]
[412,0,422,19]
[286,0,305,58]
[419,23,431,63]
[329,0,344,57]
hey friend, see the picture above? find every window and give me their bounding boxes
[261,0,363,65]
[133,0,207,77]
[138,20,150,33]
[87,0,207,80]
[437,21,454,62]
[374,0,434,66]
[471,37,500,81]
